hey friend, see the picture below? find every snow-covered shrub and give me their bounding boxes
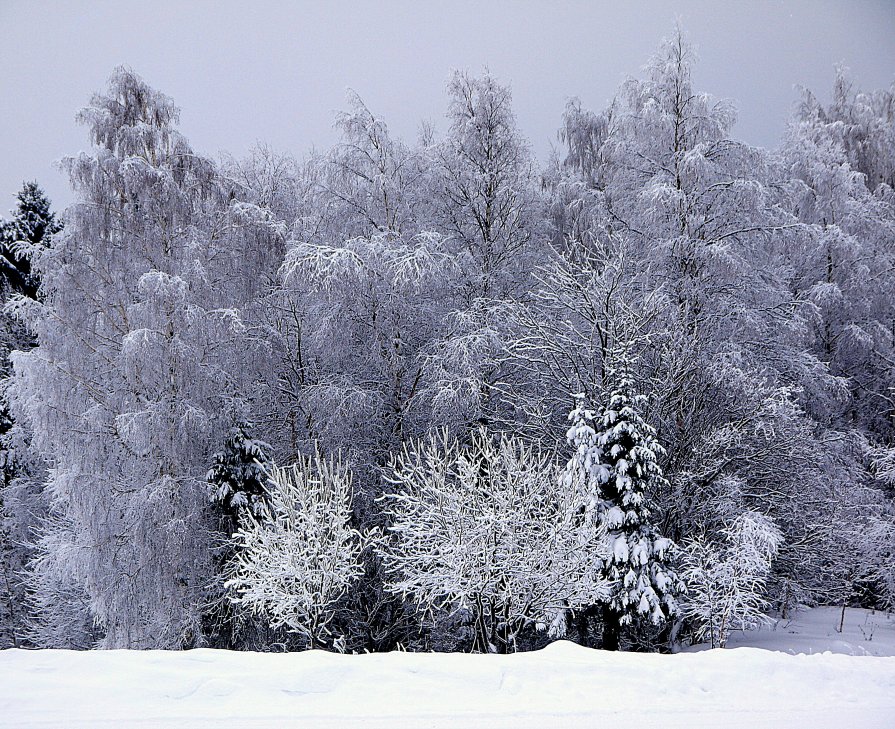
[681,511,783,648]
[380,428,607,653]
[226,455,366,649]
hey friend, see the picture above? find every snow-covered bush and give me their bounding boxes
[226,455,366,649]
[380,428,607,653]
[681,511,783,648]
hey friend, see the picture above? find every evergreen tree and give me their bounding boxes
[593,351,680,650]
[207,423,271,526]
[0,181,60,647]
[0,182,61,299]
[560,393,609,645]
[204,423,273,645]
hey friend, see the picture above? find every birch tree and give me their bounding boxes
[7,68,270,648]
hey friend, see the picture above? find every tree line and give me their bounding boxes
[1,28,893,652]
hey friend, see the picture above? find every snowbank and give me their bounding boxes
[1,637,894,728]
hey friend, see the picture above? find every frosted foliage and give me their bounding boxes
[784,69,895,440]
[433,71,542,301]
[3,33,895,655]
[6,68,270,648]
[681,512,783,648]
[562,394,606,516]
[266,90,461,473]
[381,430,608,653]
[226,456,365,649]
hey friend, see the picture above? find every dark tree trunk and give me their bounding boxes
[601,604,621,651]
[575,605,599,648]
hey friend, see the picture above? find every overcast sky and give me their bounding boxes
[1,0,893,213]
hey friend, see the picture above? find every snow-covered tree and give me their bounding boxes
[548,28,848,619]
[432,71,543,302]
[271,92,455,472]
[681,512,783,648]
[421,71,545,432]
[0,182,61,299]
[0,181,61,647]
[592,352,681,650]
[207,424,272,523]
[203,423,275,645]
[784,70,895,441]
[381,429,607,653]
[226,455,366,650]
[7,68,272,648]
[555,394,608,644]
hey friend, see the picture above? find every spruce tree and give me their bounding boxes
[561,393,609,645]
[207,423,272,527]
[0,182,60,646]
[0,182,61,299]
[205,423,273,647]
[593,351,680,650]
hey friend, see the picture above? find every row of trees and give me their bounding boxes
[226,372,680,654]
[1,28,893,652]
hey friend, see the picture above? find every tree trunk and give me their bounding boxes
[601,605,621,651]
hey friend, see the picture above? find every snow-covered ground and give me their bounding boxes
[685,606,895,656]
[2,608,894,729]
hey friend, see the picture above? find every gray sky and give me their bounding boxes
[1,0,893,213]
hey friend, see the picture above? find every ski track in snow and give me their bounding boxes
[2,608,894,728]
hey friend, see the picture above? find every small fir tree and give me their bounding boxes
[593,351,681,650]
[207,424,272,526]
[560,393,610,644]
[205,423,273,647]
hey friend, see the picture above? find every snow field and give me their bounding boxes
[2,634,894,728]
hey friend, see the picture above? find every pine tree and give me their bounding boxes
[593,352,680,650]
[204,423,274,646]
[560,393,610,645]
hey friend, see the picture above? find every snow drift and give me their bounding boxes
[2,638,894,728]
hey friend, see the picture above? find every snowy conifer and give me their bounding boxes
[563,393,607,518]
[207,424,272,523]
[593,352,680,649]
[0,182,60,647]
[0,182,61,299]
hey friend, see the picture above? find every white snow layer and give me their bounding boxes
[1,608,894,728]
[686,606,895,657]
